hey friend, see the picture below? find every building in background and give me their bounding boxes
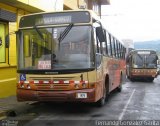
[122,39,134,58]
[64,0,110,17]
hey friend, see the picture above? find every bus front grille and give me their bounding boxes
[36,84,70,90]
[37,92,68,101]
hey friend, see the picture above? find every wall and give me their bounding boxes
[17,0,63,11]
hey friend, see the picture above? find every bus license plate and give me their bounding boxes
[77,93,87,98]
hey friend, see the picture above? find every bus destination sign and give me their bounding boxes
[137,51,151,54]
[19,11,90,28]
[35,16,72,25]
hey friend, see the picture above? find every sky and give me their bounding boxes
[101,0,160,42]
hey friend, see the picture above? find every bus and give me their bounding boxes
[16,10,126,106]
[126,49,158,82]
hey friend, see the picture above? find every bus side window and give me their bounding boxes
[109,34,113,57]
[116,41,120,58]
[123,47,126,59]
[96,36,101,54]
[102,29,107,56]
[106,33,111,56]
[110,36,115,57]
[115,40,119,58]
[120,43,122,59]
[113,37,117,58]
[95,27,102,54]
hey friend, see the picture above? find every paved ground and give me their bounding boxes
[0,96,32,120]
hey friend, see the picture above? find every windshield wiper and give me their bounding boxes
[33,25,45,41]
[137,54,143,60]
[58,23,74,42]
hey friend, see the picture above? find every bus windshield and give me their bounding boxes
[18,25,94,70]
[146,54,157,68]
[133,54,144,68]
[132,54,157,68]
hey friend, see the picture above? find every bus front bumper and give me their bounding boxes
[131,74,157,78]
[17,88,96,103]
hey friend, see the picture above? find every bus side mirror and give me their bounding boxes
[0,37,2,46]
[96,27,105,43]
[5,35,10,48]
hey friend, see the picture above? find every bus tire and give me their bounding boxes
[130,78,135,82]
[96,76,109,107]
[149,78,154,82]
[96,89,106,107]
[117,74,123,92]
[117,84,122,92]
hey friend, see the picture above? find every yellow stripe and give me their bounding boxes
[0,79,17,98]
[0,78,16,83]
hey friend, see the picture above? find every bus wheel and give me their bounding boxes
[117,84,122,92]
[130,78,135,82]
[117,75,123,92]
[149,78,154,82]
[96,89,107,107]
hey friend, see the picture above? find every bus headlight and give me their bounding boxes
[20,83,24,88]
[74,84,79,89]
[26,84,31,89]
[82,83,87,88]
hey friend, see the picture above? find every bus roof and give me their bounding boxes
[20,10,97,18]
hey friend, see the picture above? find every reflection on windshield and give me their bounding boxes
[18,26,94,70]
[133,54,157,68]
[133,54,144,68]
[58,23,73,42]
[33,25,45,41]
[146,54,157,68]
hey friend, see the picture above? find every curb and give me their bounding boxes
[0,110,8,120]
[0,109,17,119]
[0,102,37,120]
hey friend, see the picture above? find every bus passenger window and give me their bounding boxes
[96,38,101,53]
[102,42,107,55]
[106,33,111,56]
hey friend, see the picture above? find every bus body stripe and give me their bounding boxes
[18,80,88,84]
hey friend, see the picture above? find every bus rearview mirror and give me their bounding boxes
[96,27,105,43]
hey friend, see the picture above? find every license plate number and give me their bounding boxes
[77,93,87,98]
